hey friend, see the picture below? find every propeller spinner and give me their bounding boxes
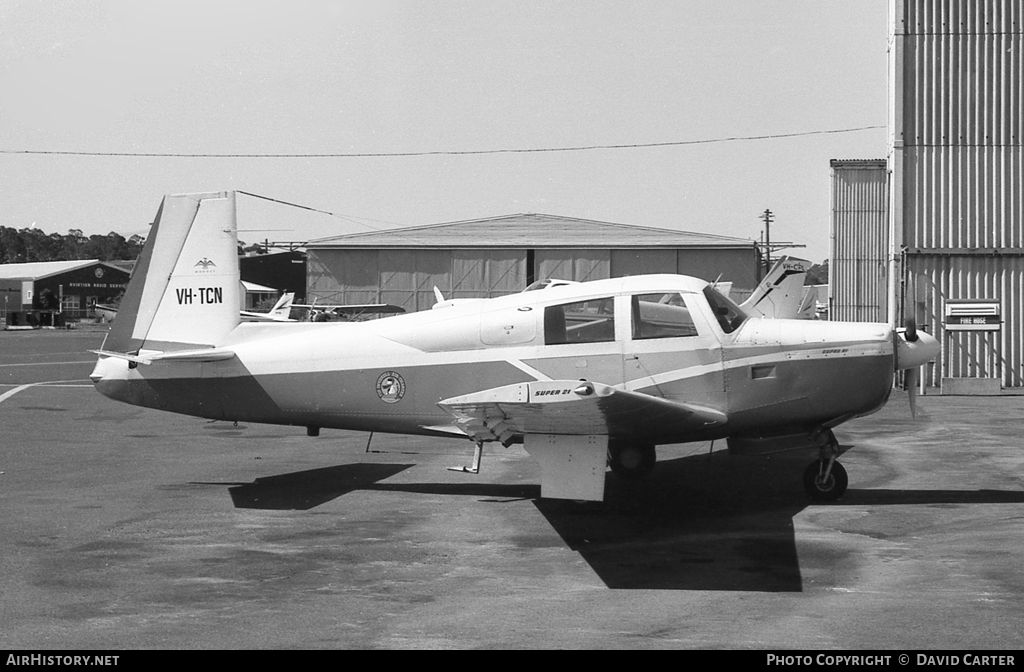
[895,317,939,418]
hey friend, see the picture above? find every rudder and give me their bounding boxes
[103,191,240,353]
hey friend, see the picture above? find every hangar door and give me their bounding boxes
[307,249,379,306]
[307,248,527,312]
[450,250,527,300]
[379,250,450,312]
[610,249,677,277]
[535,249,610,283]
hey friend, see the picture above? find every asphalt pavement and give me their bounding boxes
[2,328,1024,649]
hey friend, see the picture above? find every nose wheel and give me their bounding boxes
[803,427,848,501]
[803,458,848,501]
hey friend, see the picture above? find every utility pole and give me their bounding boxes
[761,209,774,271]
[755,208,805,278]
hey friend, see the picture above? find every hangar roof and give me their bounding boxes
[307,213,755,250]
[0,259,127,281]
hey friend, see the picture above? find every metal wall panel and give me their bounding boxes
[891,0,1024,388]
[900,14,1022,148]
[379,249,450,313]
[897,0,1023,250]
[675,249,760,289]
[829,161,890,323]
[309,246,756,314]
[903,146,1023,249]
[534,249,611,285]
[610,249,677,277]
[306,249,380,306]
[451,250,526,300]
[906,254,1024,388]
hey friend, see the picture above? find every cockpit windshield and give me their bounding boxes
[702,285,748,334]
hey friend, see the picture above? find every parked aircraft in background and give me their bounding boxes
[91,192,938,503]
[739,257,810,319]
[240,292,296,322]
[94,304,118,322]
[432,278,579,310]
[292,298,405,322]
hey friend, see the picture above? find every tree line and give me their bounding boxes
[0,227,146,264]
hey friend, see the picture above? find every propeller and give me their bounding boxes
[904,317,920,417]
[894,317,939,419]
[905,317,918,343]
[906,363,920,418]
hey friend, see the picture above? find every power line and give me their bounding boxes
[0,125,885,159]
[236,190,401,233]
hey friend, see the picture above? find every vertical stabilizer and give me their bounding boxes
[103,191,240,353]
[741,256,810,319]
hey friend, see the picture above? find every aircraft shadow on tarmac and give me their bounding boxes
[224,463,415,510]
[215,449,1024,593]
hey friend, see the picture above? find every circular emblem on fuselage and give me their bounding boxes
[376,371,406,404]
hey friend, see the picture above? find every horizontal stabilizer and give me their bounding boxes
[91,348,236,365]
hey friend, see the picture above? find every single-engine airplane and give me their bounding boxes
[739,256,810,319]
[91,192,939,502]
[292,297,405,322]
[240,291,296,322]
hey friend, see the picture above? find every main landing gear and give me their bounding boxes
[803,428,848,501]
[608,440,656,479]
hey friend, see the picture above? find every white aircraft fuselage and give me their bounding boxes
[93,275,895,441]
[90,192,937,502]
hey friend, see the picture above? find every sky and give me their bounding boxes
[0,0,890,263]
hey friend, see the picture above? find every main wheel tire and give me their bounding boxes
[803,459,848,501]
[608,442,656,479]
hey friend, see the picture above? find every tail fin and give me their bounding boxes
[103,191,240,353]
[797,285,819,319]
[268,292,295,320]
[741,256,809,319]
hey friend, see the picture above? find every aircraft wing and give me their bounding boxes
[292,303,406,314]
[239,310,295,322]
[240,292,296,321]
[437,380,726,445]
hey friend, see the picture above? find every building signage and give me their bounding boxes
[944,299,1001,332]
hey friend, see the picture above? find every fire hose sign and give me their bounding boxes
[944,299,1001,331]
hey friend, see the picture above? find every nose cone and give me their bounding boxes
[896,330,939,370]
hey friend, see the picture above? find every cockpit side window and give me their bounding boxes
[702,285,747,334]
[544,297,615,344]
[630,293,699,339]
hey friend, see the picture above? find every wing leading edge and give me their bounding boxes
[437,379,727,445]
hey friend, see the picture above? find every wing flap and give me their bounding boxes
[438,380,726,444]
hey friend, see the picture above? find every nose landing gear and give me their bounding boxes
[803,458,848,501]
[803,428,848,501]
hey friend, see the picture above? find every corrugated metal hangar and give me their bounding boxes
[830,159,888,324]
[239,250,307,304]
[304,213,760,313]
[832,0,1023,391]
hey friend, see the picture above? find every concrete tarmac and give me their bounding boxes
[2,329,1024,649]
